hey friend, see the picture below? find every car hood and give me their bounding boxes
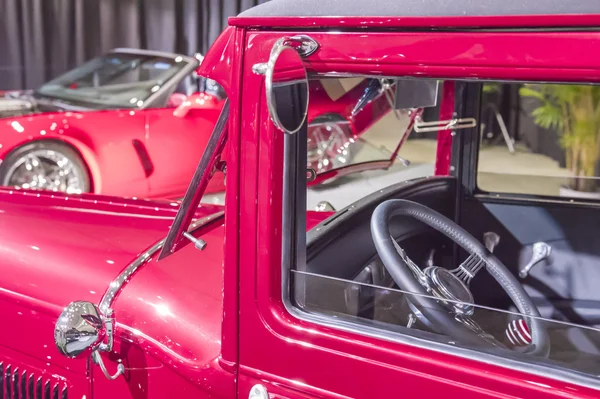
[0,188,222,312]
[0,188,229,386]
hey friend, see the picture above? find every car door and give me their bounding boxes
[143,97,224,199]
[236,30,600,399]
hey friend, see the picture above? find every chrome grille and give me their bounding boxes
[0,362,67,399]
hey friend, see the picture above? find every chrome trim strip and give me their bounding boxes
[98,210,224,314]
[475,193,600,208]
[111,48,197,63]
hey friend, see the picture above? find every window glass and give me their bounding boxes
[36,53,191,109]
[305,77,440,211]
[477,83,600,198]
[283,76,600,384]
[296,270,600,379]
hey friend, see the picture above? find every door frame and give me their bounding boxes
[237,30,600,398]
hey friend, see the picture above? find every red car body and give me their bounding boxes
[2,1,600,399]
[0,48,228,198]
[0,50,388,199]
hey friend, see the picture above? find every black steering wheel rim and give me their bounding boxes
[370,199,550,357]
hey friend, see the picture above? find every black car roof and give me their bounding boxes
[238,0,600,18]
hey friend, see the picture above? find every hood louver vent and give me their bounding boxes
[0,362,67,399]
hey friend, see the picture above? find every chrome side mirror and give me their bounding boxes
[54,301,124,380]
[264,37,311,135]
[55,301,106,358]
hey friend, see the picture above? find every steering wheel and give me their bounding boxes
[370,199,550,356]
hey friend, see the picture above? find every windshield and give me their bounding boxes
[36,52,192,109]
[305,77,435,210]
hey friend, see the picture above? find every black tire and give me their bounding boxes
[0,141,91,193]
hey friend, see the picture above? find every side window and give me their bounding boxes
[477,82,600,199]
[283,76,600,384]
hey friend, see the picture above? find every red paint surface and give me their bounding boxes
[2,14,600,399]
[434,81,455,176]
[0,97,226,199]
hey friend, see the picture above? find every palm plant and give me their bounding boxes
[520,84,600,192]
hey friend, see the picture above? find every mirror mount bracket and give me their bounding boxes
[252,63,268,75]
[280,35,320,57]
[88,307,125,381]
[253,35,319,76]
[92,351,125,381]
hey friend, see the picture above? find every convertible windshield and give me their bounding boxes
[35,52,191,109]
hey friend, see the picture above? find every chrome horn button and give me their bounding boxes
[424,266,475,316]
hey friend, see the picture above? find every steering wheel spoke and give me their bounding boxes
[450,253,487,285]
[390,236,429,287]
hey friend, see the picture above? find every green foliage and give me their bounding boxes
[482,83,500,94]
[531,103,563,131]
[520,83,600,191]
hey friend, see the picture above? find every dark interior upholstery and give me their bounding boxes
[301,176,600,368]
[462,197,600,327]
[306,176,456,279]
[302,177,456,318]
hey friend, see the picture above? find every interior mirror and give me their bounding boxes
[394,79,440,109]
[265,41,309,134]
[54,301,107,359]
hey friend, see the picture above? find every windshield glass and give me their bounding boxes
[36,52,191,109]
[305,77,438,211]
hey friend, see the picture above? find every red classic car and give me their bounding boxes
[0,49,393,199]
[4,0,600,398]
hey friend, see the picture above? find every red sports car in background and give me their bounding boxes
[0,48,229,198]
[0,48,397,199]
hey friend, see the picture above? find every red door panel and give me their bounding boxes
[144,106,222,198]
[237,31,600,399]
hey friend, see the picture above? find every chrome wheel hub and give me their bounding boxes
[307,122,353,173]
[4,150,85,194]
